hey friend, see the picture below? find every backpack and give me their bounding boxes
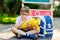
[39,16,53,37]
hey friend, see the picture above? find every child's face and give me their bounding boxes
[20,12,29,20]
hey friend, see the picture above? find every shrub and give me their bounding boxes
[53,10,60,17]
[2,17,10,24]
[10,17,16,24]
[2,17,16,24]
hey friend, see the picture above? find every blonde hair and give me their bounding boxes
[20,6,30,13]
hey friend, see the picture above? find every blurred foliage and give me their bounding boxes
[0,0,21,17]
[53,10,60,17]
[2,17,16,24]
[25,4,50,9]
[0,13,17,24]
[25,4,40,9]
[0,17,16,24]
[53,4,60,17]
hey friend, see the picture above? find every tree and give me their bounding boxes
[0,0,21,17]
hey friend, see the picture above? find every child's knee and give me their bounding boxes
[11,27,16,31]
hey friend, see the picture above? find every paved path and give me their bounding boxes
[0,17,60,40]
[0,29,60,40]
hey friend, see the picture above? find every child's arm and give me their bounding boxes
[15,16,26,29]
[15,20,26,29]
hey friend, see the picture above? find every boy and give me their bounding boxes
[11,6,40,39]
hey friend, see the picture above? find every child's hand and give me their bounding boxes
[26,23,31,27]
[26,23,33,30]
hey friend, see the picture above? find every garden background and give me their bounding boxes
[0,0,60,24]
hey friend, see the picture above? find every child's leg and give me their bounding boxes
[11,27,26,36]
[26,30,39,34]
[11,27,38,38]
[26,30,39,38]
